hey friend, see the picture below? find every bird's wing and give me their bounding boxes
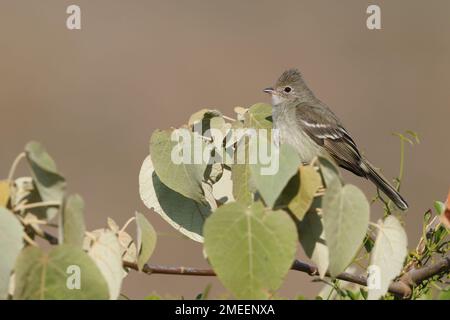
[295,102,365,177]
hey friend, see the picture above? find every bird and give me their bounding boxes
[263,68,408,210]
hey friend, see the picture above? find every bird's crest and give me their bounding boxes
[276,68,304,87]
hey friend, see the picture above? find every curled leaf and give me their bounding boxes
[135,212,157,271]
[25,142,66,220]
[60,194,85,247]
[139,156,212,242]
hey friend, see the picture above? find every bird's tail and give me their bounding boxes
[363,160,408,211]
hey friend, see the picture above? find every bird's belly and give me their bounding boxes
[278,125,322,164]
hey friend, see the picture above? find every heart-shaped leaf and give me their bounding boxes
[204,201,297,299]
[14,245,109,299]
[323,180,370,277]
[368,216,407,300]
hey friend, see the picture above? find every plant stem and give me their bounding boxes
[7,152,26,185]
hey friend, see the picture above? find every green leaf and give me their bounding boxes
[84,230,123,300]
[0,208,24,299]
[298,206,329,278]
[323,180,370,277]
[231,162,253,206]
[314,156,341,187]
[287,166,322,220]
[204,202,297,299]
[150,130,207,203]
[24,141,66,220]
[0,180,10,207]
[135,212,157,271]
[244,103,272,130]
[368,216,407,300]
[438,288,450,300]
[60,194,85,247]
[363,234,375,253]
[250,141,301,208]
[231,164,253,205]
[139,156,213,242]
[14,245,109,299]
[230,133,255,206]
[434,201,445,215]
[360,288,368,300]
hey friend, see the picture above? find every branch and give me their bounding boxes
[123,261,215,276]
[124,256,450,299]
[42,229,449,298]
[390,255,450,298]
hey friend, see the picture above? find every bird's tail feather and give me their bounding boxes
[363,160,408,211]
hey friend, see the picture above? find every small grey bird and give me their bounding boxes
[264,69,408,210]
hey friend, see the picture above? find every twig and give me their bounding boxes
[7,152,26,185]
[14,200,62,212]
[123,256,450,299]
[123,261,215,276]
[120,217,136,233]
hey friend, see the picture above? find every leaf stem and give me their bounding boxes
[14,200,62,212]
[7,152,26,185]
[120,217,136,233]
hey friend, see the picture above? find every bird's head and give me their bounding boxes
[263,69,310,105]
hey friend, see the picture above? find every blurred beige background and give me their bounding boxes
[0,0,449,299]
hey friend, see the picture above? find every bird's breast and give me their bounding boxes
[273,109,322,164]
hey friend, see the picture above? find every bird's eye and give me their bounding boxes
[284,86,292,93]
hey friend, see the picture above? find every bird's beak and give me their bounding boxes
[263,87,275,94]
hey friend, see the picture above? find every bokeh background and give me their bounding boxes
[1,0,449,299]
